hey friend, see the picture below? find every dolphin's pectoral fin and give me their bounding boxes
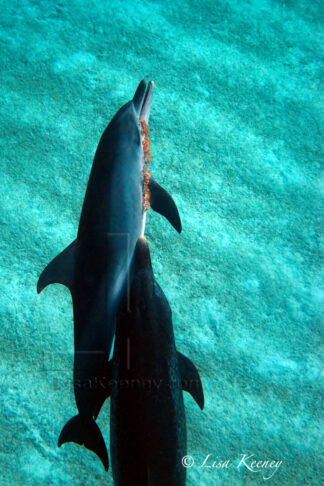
[37,240,78,294]
[178,352,204,410]
[93,359,114,420]
[148,178,182,233]
[58,414,109,471]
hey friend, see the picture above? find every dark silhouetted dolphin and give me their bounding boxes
[106,237,204,485]
[37,81,182,471]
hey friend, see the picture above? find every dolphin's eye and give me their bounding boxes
[139,119,151,211]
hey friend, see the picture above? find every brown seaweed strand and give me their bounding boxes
[139,119,151,210]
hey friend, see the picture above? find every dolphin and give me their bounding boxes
[106,237,204,485]
[37,80,182,471]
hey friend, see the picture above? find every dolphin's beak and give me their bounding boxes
[133,80,154,123]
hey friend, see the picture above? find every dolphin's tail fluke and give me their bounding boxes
[58,414,109,471]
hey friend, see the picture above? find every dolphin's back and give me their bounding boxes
[110,239,204,486]
[111,304,187,485]
[78,103,143,238]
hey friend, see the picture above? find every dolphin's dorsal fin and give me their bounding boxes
[148,178,182,233]
[37,240,77,294]
[178,352,204,410]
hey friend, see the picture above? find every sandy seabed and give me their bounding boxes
[0,1,323,485]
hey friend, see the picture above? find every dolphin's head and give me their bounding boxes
[108,79,154,130]
[99,81,154,232]
[132,79,154,124]
[112,80,154,125]
[131,236,172,322]
[133,236,153,273]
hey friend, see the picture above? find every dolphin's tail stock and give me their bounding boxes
[58,414,109,471]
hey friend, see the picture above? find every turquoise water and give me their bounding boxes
[0,0,323,484]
